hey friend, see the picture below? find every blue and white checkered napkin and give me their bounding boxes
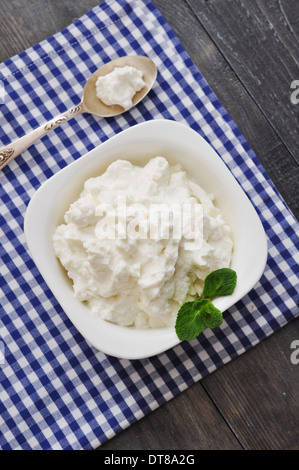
[0,0,298,450]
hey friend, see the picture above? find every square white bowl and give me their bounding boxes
[24,119,268,359]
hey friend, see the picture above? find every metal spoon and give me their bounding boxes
[0,55,157,171]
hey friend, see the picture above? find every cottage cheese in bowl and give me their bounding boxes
[25,120,268,358]
[53,156,233,329]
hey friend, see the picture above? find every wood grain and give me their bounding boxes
[101,379,242,450]
[186,0,299,167]
[0,0,298,451]
[154,0,299,219]
[157,0,299,219]
[0,0,100,59]
[202,319,299,450]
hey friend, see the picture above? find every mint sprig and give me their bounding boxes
[203,268,237,298]
[175,268,237,341]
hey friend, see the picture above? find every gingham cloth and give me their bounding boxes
[0,0,298,450]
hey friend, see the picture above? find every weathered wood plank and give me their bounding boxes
[100,378,243,450]
[0,0,100,59]
[155,0,299,219]
[201,318,299,450]
[186,0,299,166]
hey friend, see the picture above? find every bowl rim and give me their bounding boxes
[24,119,268,359]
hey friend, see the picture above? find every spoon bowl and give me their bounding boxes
[0,55,157,170]
[83,55,157,117]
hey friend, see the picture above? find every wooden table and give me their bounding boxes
[1,0,298,450]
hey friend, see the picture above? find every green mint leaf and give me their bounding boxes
[175,300,206,341]
[175,298,222,341]
[201,302,223,329]
[203,268,237,298]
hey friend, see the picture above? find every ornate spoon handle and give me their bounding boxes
[0,103,85,171]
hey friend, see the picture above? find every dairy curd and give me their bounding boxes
[95,65,145,110]
[53,157,233,328]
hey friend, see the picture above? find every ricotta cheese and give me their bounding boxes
[95,65,145,110]
[53,157,233,328]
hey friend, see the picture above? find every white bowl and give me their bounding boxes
[24,119,267,359]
